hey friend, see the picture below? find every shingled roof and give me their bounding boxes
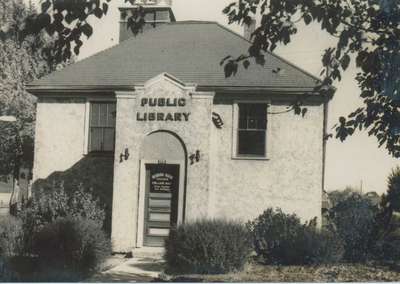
[28,21,320,93]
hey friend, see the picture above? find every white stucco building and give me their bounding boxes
[27,0,332,252]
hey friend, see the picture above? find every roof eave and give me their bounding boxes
[26,85,136,95]
[26,84,329,97]
[197,85,318,94]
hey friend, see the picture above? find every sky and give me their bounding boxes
[30,0,399,194]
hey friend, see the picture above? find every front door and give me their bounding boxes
[143,163,180,247]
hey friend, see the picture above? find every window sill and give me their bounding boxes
[231,155,270,161]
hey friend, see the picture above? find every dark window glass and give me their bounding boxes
[237,103,267,157]
[144,10,170,23]
[103,128,115,151]
[156,10,170,21]
[144,11,156,22]
[89,102,116,152]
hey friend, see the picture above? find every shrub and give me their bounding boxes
[328,193,378,262]
[164,219,252,274]
[0,216,24,257]
[0,216,25,281]
[248,208,344,265]
[18,182,107,253]
[372,168,400,262]
[0,217,47,282]
[0,184,110,281]
[32,216,111,281]
[328,187,359,208]
[31,155,114,235]
[22,182,105,227]
[382,167,400,216]
[374,227,400,262]
[299,224,345,264]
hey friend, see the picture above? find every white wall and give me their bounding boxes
[32,88,326,252]
[33,98,87,181]
[210,100,324,223]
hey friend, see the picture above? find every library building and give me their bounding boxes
[27,0,332,252]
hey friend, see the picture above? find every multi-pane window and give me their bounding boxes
[144,10,170,23]
[89,102,116,152]
[237,103,268,157]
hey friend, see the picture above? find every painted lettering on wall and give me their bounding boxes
[136,97,190,122]
[141,98,186,107]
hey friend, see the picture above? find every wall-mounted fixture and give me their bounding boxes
[272,67,285,75]
[189,150,200,165]
[212,112,224,129]
[120,148,130,163]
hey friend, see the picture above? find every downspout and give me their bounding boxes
[322,98,329,193]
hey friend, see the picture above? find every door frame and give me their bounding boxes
[136,159,185,248]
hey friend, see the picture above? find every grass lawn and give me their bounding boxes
[161,261,400,282]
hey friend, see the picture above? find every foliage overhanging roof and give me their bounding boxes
[28,21,320,93]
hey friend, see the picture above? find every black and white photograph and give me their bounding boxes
[1,0,400,282]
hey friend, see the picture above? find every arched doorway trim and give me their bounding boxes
[136,130,187,247]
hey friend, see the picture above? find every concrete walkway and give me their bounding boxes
[87,248,165,282]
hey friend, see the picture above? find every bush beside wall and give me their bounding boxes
[0,216,26,282]
[0,183,111,281]
[0,216,24,257]
[374,228,400,262]
[32,216,111,281]
[31,155,114,235]
[0,215,110,282]
[165,219,252,274]
[328,193,378,262]
[248,208,344,265]
[24,182,106,228]
[373,168,400,262]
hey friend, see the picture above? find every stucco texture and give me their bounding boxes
[111,75,214,251]
[32,76,326,253]
[32,97,114,234]
[210,100,324,223]
[33,98,87,181]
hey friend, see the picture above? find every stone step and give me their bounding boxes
[131,247,164,259]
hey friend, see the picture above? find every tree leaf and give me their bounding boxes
[65,13,75,24]
[103,3,109,15]
[94,7,103,18]
[255,54,265,65]
[303,13,312,25]
[37,13,51,30]
[74,45,80,56]
[243,59,250,69]
[41,0,51,13]
[338,30,349,49]
[220,55,232,66]
[81,23,93,38]
[224,61,238,78]
[341,54,351,70]
[223,2,236,14]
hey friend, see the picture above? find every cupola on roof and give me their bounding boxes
[119,0,176,42]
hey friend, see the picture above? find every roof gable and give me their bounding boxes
[28,21,320,93]
[138,72,196,91]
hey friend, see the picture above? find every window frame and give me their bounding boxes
[84,98,117,155]
[232,100,271,160]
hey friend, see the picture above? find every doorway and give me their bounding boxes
[143,163,180,247]
[137,131,186,247]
